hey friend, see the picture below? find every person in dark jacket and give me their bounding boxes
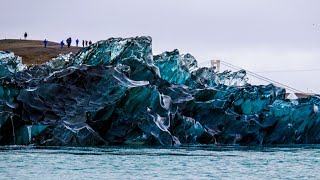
[76,39,79,47]
[43,39,48,48]
[82,40,85,47]
[60,40,65,48]
[85,40,88,46]
[89,40,92,45]
[66,37,72,48]
[24,32,27,40]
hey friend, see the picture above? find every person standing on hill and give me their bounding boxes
[76,39,79,47]
[60,40,65,48]
[43,39,48,48]
[89,40,92,45]
[85,40,88,47]
[82,40,85,47]
[24,32,27,40]
[66,37,72,48]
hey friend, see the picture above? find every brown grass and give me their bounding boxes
[0,39,82,65]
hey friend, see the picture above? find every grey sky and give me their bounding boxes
[1,0,320,92]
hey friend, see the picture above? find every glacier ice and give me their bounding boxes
[0,36,320,146]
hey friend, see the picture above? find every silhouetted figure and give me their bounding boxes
[66,37,72,48]
[85,40,88,46]
[60,40,65,48]
[89,40,92,45]
[76,39,79,47]
[82,40,85,47]
[24,32,27,40]
[43,39,48,48]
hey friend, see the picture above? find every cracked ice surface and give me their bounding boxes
[0,36,320,146]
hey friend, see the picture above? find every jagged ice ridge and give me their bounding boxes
[1,36,320,146]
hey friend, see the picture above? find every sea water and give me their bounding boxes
[0,145,319,179]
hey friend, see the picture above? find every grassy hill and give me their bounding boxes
[0,39,81,65]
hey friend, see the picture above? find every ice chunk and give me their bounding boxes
[0,37,319,146]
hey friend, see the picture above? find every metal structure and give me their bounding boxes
[210,60,221,72]
[200,59,311,94]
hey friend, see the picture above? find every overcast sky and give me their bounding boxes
[1,0,320,92]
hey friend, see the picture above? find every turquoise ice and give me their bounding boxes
[0,36,319,146]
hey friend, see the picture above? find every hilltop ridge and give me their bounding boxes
[0,39,81,65]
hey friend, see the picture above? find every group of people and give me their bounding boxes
[59,37,75,48]
[23,32,93,49]
[44,38,93,49]
[82,40,93,47]
[59,38,92,48]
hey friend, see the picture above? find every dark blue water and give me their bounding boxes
[1,145,319,179]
